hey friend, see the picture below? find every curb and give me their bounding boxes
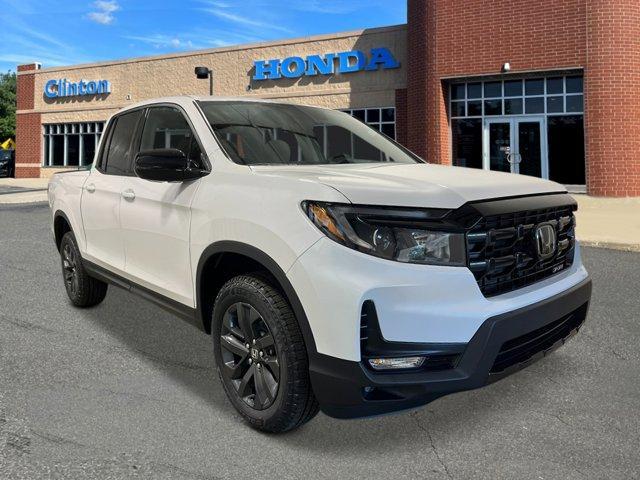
[0,193,48,205]
[0,188,47,196]
[580,240,640,253]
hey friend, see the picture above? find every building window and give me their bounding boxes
[547,116,585,185]
[450,75,583,120]
[449,75,585,185]
[43,122,105,167]
[452,119,482,169]
[343,107,396,140]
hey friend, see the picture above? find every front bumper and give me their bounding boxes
[310,277,591,419]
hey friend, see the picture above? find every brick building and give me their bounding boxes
[15,0,640,196]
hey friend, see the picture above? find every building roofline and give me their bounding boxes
[18,23,407,76]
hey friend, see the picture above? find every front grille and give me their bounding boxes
[490,303,588,374]
[467,204,576,297]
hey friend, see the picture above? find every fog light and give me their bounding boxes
[368,356,426,370]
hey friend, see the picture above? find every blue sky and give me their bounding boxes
[0,0,406,73]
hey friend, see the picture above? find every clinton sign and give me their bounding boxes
[44,79,111,99]
[253,47,400,81]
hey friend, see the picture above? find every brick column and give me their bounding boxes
[585,1,640,196]
[406,0,449,165]
[15,63,42,178]
[394,88,408,146]
[406,0,429,160]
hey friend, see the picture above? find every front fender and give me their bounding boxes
[194,240,318,357]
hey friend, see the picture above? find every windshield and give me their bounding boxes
[0,150,12,161]
[197,101,423,166]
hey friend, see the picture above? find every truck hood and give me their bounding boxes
[250,163,566,208]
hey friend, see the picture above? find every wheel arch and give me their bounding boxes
[196,241,317,357]
[53,210,73,252]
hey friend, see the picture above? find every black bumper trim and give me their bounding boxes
[309,277,592,419]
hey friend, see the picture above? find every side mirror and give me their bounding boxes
[134,149,207,182]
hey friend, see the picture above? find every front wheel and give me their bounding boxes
[212,274,319,433]
[59,231,108,307]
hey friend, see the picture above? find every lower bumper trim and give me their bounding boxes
[310,278,592,419]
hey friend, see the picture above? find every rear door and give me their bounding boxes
[119,105,205,306]
[81,109,143,272]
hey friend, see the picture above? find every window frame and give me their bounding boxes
[341,107,396,140]
[449,74,584,120]
[133,103,210,174]
[95,107,145,177]
[42,121,105,167]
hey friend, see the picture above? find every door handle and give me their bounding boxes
[121,189,136,201]
[85,183,95,193]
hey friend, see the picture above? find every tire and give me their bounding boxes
[59,231,108,307]
[212,274,319,433]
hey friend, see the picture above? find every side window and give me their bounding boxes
[139,107,204,168]
[103,110,143,176]
[96,120,115,172]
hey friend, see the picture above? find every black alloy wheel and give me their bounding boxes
[59,231,108,307]
[219,302,280,410]
[212,274,319,432]
[62,242,79,296]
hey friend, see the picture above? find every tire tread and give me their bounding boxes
[60,231,108,308]
[213,274,319,433]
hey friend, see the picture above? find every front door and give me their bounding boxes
[483,117,546,178]
[119,106,205,307]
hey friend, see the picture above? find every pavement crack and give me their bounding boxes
[411,411,454,480]
[532,410,572,427]
[31,429,87,449]
[0,314,57,334]
[580,331,629,361]
[527,366,563,387]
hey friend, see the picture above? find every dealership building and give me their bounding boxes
[15,0,640,196]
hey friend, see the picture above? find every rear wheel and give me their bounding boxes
[59,231,108,307]
[212,274,319,433]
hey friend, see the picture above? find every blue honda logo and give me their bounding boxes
[253,47,400,81]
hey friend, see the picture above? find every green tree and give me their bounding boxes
[0,71,17,141]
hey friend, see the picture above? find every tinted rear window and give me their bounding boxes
[104,110,142,176]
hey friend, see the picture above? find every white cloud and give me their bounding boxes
[87,0,120,25]
[0,19,92,70]
[125,34,200,50]
[202,0,232,7]
[203,9,292,34]
[292,1,361,14]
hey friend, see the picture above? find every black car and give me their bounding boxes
[0,149,15,177]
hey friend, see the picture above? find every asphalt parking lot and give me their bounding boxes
[0,202,639,479]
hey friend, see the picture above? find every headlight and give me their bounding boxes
[302,201,466,266]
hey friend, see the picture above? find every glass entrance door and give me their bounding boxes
[485,120,513,173]
[483,117,546,178]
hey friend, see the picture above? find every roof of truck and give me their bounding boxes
[122,95,308,112]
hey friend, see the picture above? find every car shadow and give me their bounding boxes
[79,285,233,413]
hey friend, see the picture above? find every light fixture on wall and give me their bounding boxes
[501,62,511,73]
[195,66,214,96]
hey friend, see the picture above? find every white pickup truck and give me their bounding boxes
[48,96,592,433]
